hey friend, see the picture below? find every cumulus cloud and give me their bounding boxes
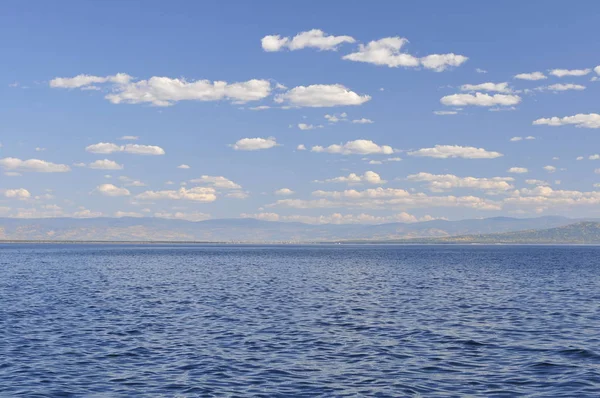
[85,142,165,155]
[510,136,536,142]
[275,84,371,107]
[298,123,323,130]
[533,113,600,129]
[316,171,386,185]
[261,29,355,52]
[297,144,307,151]
[408,145,502,159]
[352,118,374,124]
[268,188,501,211]
[342,37,419,67]
[232,137,278,151]
[94,184,130,197]
[274,188,294,196]
[3,188,31,199]
[311,139,393,155]
[190,175,241,190]
[136,187,217,202]
[440,92,521,107]
[549,69,591,77]
[119,135,139,140]
[434,110,458,115]
[49,73,132,88]
[0,158,70,173]
[118,176,145,187]
[514,72,547,80]
[407,173,514,193]
[543,165,557,173]
[342,37,467,71]
[240,212,281,221]
[252,212,439,225]
[324,112,347,123]
[537,83,586,92]
[88,159,124,170]
[154,211,211,222]
[177,164,190,169]
[508,167,528,174]
[51,73,272,107]
[460,82,512,93]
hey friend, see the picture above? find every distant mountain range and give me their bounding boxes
[411,222,600,244]
[0,215,592,243]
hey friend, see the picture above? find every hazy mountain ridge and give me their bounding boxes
[0,216,583,242]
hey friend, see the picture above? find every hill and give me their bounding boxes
[0,216,582,242]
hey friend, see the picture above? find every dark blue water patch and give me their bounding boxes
[1,244,600,396]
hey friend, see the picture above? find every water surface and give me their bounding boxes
[1,244,599,396]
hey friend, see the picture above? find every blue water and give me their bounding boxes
[1,244,599,397]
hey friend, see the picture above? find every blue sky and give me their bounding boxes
[1,1,600,224]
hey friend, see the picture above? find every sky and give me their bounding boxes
[1,1,600,224]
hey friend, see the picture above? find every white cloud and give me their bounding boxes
[351,118,374,124]
[88,159,123,170]
[595,65,600,75]
[225,191,249,199]
[440,92,521,107]
[510,136,536,142]
[277,212,437,225]
[475,68,488,74]
[368,160,382,165]
[94,184,130,197]
[85,142,165,155]
[177,164,190,169]
[0,158,70,173]
[311,139,393,155]
[460,82,512,93]
[543,165,557,173]
[51,74,272,106]
[232,137,278,151]
[118,176,145,187]
[49,73,132,88]
[549,68,591,77]
[317,171,386,185]
[297,144,307,151]
[72,208,103,218]
[114,211,143,218]
[408,145,502,159]
[533,113,600,129]
[3,188,31,199]
[190,175,241,189]
[269,188,501,211]
[298,123,322,130]
[119,135,139,140]
[324,112,347,123]
[274,188,294,196]
[261,29,355,52]
[342,37,419,67]
[420,53,469,72]
[342,37,467,71]
[35,147,46,152]
[576,156,584,161]
[154,211,211,222]
[537,83,586,92]
[514,72,547,81]
[525,179,550,186]
[589,154,600,160]
[434,110,458,115]
[407,173,514,193]
[508,167,528,174]
[275,84,371,107]
[136,187,217,202]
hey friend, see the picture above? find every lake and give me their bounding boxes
[1,244,599,396]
